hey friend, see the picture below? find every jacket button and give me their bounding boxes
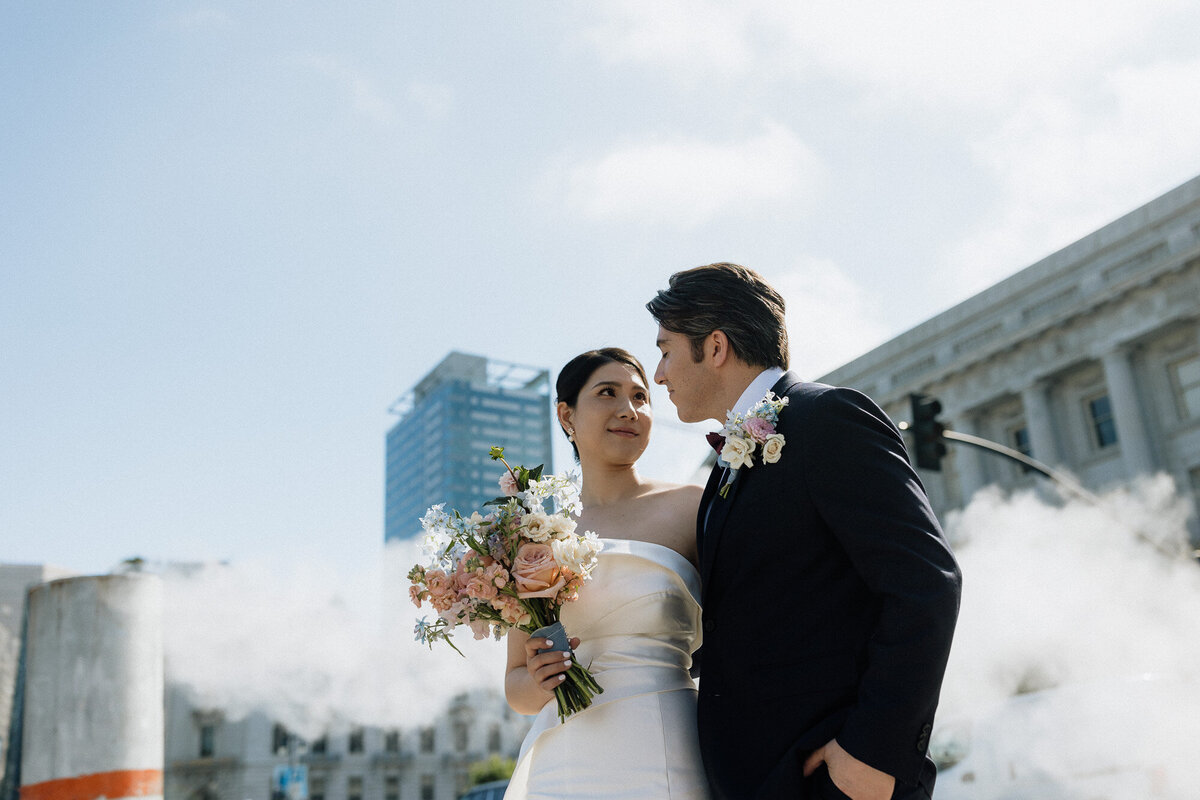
[703,619,716,632]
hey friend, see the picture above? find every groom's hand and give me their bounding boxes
[802,738,894,800]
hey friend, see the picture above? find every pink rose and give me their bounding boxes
[499,471,519,496]
[743,417,776,443]
[511,542,567,599]
[409,585,426,608]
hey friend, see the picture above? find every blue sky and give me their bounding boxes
[4,1,1200,575]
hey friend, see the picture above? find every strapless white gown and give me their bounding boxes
[504,538,712,800]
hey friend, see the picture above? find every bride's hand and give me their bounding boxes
[522,635,581,692]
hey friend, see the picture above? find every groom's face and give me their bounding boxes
[654,325,718,423]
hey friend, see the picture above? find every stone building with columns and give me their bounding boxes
[819,174,1200,543]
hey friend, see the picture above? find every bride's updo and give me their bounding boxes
[556,347,649,460]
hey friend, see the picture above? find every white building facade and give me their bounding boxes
[820,175,1200,544]
[164,688,531,800]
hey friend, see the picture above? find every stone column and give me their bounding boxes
[1021,380,1061,467]
[1100,347,1156,476]
[951,413,988,507]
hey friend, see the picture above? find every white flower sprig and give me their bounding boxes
[716,391,789,497]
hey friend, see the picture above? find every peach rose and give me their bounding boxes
[511,542,567,599]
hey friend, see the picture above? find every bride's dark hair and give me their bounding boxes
[556,347,649,461]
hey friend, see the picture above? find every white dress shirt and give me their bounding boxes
[728,367,786,419]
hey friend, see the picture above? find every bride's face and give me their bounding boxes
[559,361,652,467]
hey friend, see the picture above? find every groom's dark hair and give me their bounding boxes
[646,262,789,369]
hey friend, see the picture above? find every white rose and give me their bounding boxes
[721,436,754,470]
[521,511,555,542]
[552,533,602,577]
[548,513,578,540]
[761,434,785,464]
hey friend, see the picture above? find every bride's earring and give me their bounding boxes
[567,428,575,442]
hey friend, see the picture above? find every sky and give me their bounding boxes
[4,1,1200,576]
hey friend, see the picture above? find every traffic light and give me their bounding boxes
[909,393,947,471]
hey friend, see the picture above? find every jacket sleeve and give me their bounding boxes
[799,387,962,784]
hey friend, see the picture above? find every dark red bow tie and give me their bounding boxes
[706,432,725,454]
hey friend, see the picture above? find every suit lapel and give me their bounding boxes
[699,464,740,590]
[696,464,722,573]
[698,371,804,593]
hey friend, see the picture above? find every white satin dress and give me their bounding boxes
[505,538,712,800]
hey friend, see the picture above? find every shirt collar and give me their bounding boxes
[730,367,786,418]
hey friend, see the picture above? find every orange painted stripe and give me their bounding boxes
[20,769,162,800]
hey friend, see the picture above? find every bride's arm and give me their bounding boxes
[504,630,578,715]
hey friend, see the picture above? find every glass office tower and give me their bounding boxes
[385,352,554,543]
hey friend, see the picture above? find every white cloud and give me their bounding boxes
[585,0,1197,112]
[581,0,754,84]
[163,543,507,735]
[559,122,823,228]
[939,57,1200,297]
[772,257,891,378]
[772,1,1191,110]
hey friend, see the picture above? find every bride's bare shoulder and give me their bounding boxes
[642,481,704,516]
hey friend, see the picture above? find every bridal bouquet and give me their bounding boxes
[408,446,604,721]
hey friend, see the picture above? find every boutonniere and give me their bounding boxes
[714,392,789,498]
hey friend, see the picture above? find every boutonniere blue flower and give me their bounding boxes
[713,392,789,498]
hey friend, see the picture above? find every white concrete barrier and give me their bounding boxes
[20,574,163,800]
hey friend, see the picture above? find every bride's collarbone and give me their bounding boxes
[577,495,673,537]
[579,519,693,564]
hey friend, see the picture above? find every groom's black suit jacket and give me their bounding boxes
[696,374,961,799]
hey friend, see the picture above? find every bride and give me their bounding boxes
[502,347,711,800]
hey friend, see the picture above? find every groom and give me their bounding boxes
[648,263,961,800]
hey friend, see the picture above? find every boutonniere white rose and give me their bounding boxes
[716,392,788,498]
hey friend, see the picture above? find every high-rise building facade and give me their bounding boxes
[385,352,554,543]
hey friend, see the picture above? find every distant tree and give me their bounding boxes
[466,754,515,786]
